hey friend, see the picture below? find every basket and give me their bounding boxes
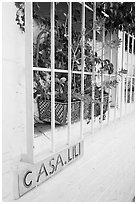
[37,94,109,125]
[37,99,81,125]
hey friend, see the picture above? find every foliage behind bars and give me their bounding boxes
[15,2,135,122]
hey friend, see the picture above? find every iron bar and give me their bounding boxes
[100,8,105,127]
[129,35,134,111]
[120,31,125,119]
[91,2,96,133]
[107,31,112,124]
[80,2,85,139]
[51,2,55,152]
[22,2,34,163]
[114,30,119,121]
[67,2,72,145]
[125,32,130,114]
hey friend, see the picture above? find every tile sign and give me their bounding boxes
[18,140,84,197]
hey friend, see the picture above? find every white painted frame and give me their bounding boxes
[67,2,72,145]
[129,35,135,111]
[51,2,55,152]
[80,2,85,139]
[21,2,34,163]
[125,33,130,114]
[107,31,112,124]
[114,30,119,121]
[100,11,105,127]
[120,31,125,119]
[23,2,88,163]
[91,2,96,133]
[23,2,135,164]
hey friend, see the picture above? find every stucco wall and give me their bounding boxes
[2,2,135,201]
[2,3,26,201]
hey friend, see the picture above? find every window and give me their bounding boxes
[23,2,135,164]
[23,2,88,163]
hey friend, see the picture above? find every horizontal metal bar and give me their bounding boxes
[33,67,92,75]
[122,75,135,79]
[33,67,135,81]
[33,67,51,72]
[33,67,119,76]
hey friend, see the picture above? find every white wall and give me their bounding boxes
[2,3,26,201]
[2,3,135,201]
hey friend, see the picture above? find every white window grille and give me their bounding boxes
[22,2,135,164]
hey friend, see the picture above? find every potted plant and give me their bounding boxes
[14,2,135,124]
[32,2,121,125]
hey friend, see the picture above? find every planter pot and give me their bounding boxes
[37,94,109,125]
[37,99,81,125]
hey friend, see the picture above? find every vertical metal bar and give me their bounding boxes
[68,2,72,145]
[129,35,134,111]
[132,38,135,104]
[21,2,34,163]
[80,2,85,139]
[91,2,96,133]
[114,30,118,121]
[125,32,130,114]
[107,31,112,124]
[100,10,105,127]
[107,2,113,124]
[51,2,55,152]
[120,31,125,119]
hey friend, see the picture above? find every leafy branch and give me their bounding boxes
[15,2,25,32]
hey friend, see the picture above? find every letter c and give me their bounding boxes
[23,171,32,188]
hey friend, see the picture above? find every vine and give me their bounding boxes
[14,2,135,35]
[14,2,135,123]
[15,2,25,32]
